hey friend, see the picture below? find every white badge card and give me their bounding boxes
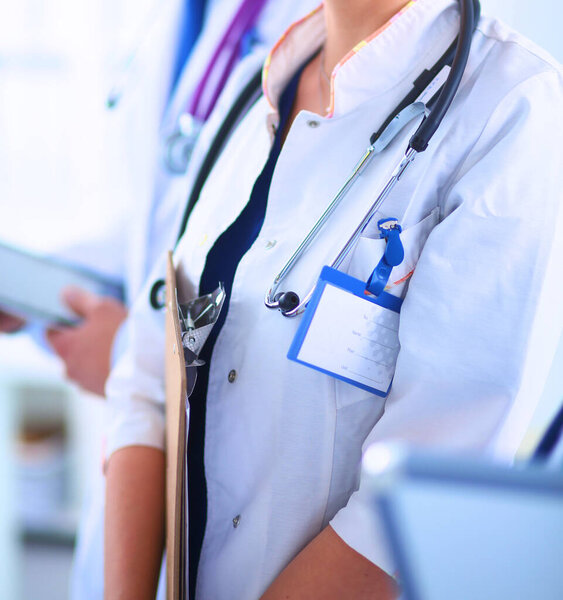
[288,267,402,397]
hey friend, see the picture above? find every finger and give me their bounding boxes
[0,311,26,333]
[46,327,62,347]
[46,327,72,357]
[61,286,101,317]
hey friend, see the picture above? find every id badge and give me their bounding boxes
[287,267,402,397]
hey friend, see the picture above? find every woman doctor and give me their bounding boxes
[105,0,563,598]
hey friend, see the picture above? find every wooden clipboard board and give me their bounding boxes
[165,251,188,600]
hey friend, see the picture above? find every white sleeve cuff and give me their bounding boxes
[104,279,167,459]
[106,395,166,458]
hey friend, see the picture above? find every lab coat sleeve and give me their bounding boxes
[49,219,129,284]
[105,253,168,457]
[330,69,563,575]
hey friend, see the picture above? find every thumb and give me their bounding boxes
[0,310,26,333]
[61,286,101,317]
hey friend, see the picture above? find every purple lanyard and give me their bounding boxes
[188,0,268,121]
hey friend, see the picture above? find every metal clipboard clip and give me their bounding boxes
[176,284,226,394]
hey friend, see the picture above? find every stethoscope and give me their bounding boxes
[163,0,268,173]
[150,0,480,312]
[265,0,480,317]
[149,67,264,310]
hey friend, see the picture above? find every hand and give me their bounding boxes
[0,310,26,333]
[46,287,128,396]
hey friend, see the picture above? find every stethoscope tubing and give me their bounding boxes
[163,0,268,173]
[149,68,263,311]
[175,69,264,246]
[264,101,428,315]
[409,0,479,152]
[264,145,377,310]
[188,0,267,121]
[271,147,418,318]
[265,0,479,317]
[151,0,481,315]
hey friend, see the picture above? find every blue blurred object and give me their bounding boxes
[533,403,563,466]
[363,444,563,600]
[169,0,208,97]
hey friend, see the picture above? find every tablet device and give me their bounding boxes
[363,445,563,600]
[0,241,124,325]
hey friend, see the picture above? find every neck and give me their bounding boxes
[282,0,412,129]
[322,0,410,73]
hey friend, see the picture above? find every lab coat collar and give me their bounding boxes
[263,0,460,123]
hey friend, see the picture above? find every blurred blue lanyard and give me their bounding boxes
[169,0,208,97]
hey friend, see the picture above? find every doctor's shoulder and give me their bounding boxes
[435,15,563,215]
[468,15,562,116]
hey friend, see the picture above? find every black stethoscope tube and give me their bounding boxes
[149,69,263,309]
[177,0,481,247]
[265,0,482,316]
[369,0,480,147]
[150,0,481,310]
[409,0,480,152]
[175,68,263,249]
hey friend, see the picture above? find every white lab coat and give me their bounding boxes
[106,0,563,597]
[70,2,319,599]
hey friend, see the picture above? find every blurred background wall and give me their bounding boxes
[0,1,560,598]
[0,1,181,598]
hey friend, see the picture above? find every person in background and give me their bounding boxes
[104,0,563,598]
[1,1,319,598]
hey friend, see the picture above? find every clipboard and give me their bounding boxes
[164,253,224,599]
[165,251,188,600]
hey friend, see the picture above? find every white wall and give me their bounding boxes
[0,3,173,596]
[482,0,562,60]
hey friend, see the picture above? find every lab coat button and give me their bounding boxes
[265,240,277,250]
[232,515,241,528]
[307,119,320,128]
[228,369,237,383]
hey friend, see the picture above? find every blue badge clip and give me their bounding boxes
[365,218,404,297]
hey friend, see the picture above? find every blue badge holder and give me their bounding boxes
[287,267,403,397]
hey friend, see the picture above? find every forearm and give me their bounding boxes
[105,446,165,600]
[261,525,399,600]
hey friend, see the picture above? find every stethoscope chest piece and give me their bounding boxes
[150,278,166,309]
[272,291,301,314]
[263,0,478,319]
[164,113,204,174]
